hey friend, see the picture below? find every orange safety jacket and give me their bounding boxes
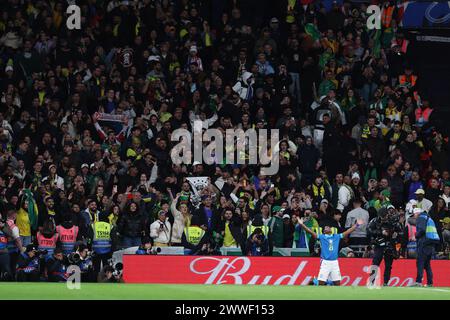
[381,5,395,28]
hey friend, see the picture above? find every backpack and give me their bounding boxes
[425,216,440,244]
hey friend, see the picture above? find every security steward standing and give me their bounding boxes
[367,207,404,286]
[182,215,210,254]
[412,209,440,287]
[91,214,112,277]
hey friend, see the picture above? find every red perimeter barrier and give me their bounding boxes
[123,255,450,286]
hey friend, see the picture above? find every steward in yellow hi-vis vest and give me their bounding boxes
[92,220,112,255]
[181,215,209,254]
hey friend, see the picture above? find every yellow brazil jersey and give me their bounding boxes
[16,208,31,236]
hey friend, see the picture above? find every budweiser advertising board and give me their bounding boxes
[123,255,450,286]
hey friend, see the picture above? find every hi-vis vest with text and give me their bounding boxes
[37,232,58,255]
[56,225,79,254]
[184,226,205,245]
[247,225,269,238]
[92,222,112,254]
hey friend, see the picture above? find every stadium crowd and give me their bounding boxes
[0,0,449,283]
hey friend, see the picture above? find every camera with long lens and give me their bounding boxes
[106,258,123,278]
[67,252,81,264]
[35,249,48,257]
[150,247,162,255]
[112,262,123,277]
[372,223,400,259]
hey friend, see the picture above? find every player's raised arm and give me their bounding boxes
[342,219,364,238]
[297,217,317,239]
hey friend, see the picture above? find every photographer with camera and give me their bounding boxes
[136,236,161,255]
[150,210,172,247]
[367,207,404,286]
[97,264,124,283]
[71,244,95,282]
[245,228,270,256]
[195,238,222,256]
[45,248,69,282]
[16,244,42,282]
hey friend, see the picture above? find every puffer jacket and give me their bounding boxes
[117,212,146,238]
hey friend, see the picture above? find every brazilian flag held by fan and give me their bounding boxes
[305,23,321,41]
[18,189,39,233]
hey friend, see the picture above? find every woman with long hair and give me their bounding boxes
[117,201,145,249]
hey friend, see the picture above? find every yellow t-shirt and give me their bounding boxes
[16,208,31,236]
[223,222,237,247]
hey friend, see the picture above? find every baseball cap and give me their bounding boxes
[272,205,282,213]
[282,214,290,219]
[81,163,89,169]
[440,217,450,224]
[189,45,198,53]
[5,65,13,72]
[148,55,160,62]
[413,208,423,215]
[351,172,360,180]
[192,161,201,166]
[320,199,329,205]
[387,204,395,210]
[270,17,279,23]
[381,189,391,197]
[415,188,425,195]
